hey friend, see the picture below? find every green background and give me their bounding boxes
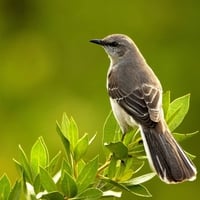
[0,0,199,199]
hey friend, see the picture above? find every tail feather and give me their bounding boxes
[141,122,197,183]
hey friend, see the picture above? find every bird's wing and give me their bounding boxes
[142,84,162,122]
[108,82,162,128]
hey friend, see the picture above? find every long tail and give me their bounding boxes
[141,121,197,183]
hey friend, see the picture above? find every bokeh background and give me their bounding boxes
[0,0,199,199]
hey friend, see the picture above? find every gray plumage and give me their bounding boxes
[90,34,197,183]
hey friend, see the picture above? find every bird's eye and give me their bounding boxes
[109,41,119,47]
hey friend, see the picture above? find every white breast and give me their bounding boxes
[109,98,138,133]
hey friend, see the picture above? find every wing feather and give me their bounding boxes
[108,81,162,127]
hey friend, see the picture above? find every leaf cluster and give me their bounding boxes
[0,92,197,199]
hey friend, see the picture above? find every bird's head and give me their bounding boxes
[90,34,138,63]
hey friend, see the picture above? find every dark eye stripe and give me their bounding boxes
[103,41,120,47]
[108,41,119,47]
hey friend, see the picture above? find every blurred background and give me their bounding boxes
[0,0,199,199]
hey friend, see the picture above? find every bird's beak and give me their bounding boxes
[90,39,104,45]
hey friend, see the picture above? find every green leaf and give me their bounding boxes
[101,177,128,190]
[123,128,139,146]
[101,177,151,197]
[61,171,77,198]
[47,151,62,176]
[61,159,72,176]
[33,175,41,194]
[8,180,21,200]
[30,137,49,178]
[18,145,33,183]
[119,169,134,182]
[69,117,79,148]
[107,156,117,179]
[166,94,190,132]
[123,172,156,185]
[56,121,71,164]
[40,167,57,192]
[163,91,170,117]
[128,142,145,157]
[0,174,11,200]
[61,113,70,137]
[77,159,86,175]
[103,111,120,145]
[126,184,152,197]
[173,131,198,142]
[61,114,79,149]
[76,188,102,200]
[77,156,99,192]
[41,192,64,200]
[104,142,128,159]
[74,133,89,161]
[13,159,23,175]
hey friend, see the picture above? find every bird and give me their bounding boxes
[90,34,197,183]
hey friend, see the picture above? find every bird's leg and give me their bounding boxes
[121,132,126,141]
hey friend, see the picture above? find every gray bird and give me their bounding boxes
[90,34,197,183]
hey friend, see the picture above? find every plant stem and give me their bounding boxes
[97,160,111,174]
